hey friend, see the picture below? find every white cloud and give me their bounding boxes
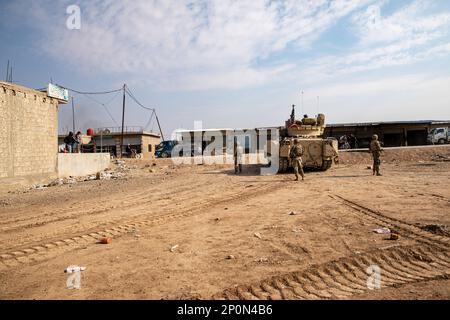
[8,0,450,92]
[21,0,375,90]
[293,0,450,85]
[352,0,450,45]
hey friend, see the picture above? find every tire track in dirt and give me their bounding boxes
[0,177,255,249]
[0,178,210,231]
[0,173,243,235]
[214,192,450,300]
[0,178,289,270]
[214,245,450,300]
[330,194,450,249]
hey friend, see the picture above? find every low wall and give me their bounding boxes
[170,153,270,165]
[58,153,111,178]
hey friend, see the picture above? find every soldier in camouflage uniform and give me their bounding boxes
[369,134,383,176]
[289,139,305,181]
[234,141,243,174]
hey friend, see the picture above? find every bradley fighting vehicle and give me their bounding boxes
[278,105,339,173]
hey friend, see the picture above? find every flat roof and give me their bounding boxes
[175,127,280,133]
[175,128,234,133]
[59,131,160,138]
[0,81,69,103]
[327,120,450,127]
[94,131,160,138]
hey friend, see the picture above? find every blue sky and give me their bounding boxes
[1,0,449,138]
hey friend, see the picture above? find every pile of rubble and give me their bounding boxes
[114,159,130,171]
[30,161,129,190]
[431,154,450,162]
[420,224,450,236]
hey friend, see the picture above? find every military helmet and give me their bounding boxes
[372,134,378,140]
[293,139,299,144]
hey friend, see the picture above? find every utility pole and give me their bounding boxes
[155,112,165,141]
[120,84,126,158]
[6,60,9,82]
[71,97,75,132]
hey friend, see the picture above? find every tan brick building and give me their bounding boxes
[58,128,161,159]
[0,82,63,179]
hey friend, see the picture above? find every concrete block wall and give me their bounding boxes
[57,153,111,178]
[0,82,59,179]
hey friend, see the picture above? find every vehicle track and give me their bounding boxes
[214,244,450,300]
[330,194,450,249]
[0,179,229,252]
[0,178,211,231]
[0,179,288,270]
[0,179,266,251]
[214,193,450,300]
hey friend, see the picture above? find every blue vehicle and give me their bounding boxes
[155,140,178,158]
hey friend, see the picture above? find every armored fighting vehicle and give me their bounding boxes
[278,105,339,172]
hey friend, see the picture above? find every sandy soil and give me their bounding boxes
[0,146,449,300]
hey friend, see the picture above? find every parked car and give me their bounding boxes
[428,127,450,145]
[155,140,178,158]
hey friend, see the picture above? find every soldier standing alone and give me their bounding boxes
[370,134,383,176]
[234,141,243,174]
[289,139,305,181]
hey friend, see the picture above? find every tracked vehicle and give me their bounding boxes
[278,105,338,173]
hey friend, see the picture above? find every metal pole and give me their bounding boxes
[6,60,9,82]
[155,112,165,141]
[120,84,126,158]
[71,97,75,132]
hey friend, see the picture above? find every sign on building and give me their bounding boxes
[47,83,69,102]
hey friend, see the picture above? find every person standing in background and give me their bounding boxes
[64,132,75,153]
[370,134,383,176]
[74,131,82,153]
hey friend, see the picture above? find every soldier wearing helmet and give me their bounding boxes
[369,134,383,176]
[289,139,305,181]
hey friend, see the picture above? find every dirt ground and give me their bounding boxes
[0,146,449,300]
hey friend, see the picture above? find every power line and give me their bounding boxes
[57,84,123,95]
[124,85,164,140]
[55,83,164,140]
[82,91,121,126]
[143,110,155,132]
[124,85,155,111]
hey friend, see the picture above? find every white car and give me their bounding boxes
[428,127,450,144]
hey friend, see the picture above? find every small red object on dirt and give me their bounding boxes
[100,237,112,244]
